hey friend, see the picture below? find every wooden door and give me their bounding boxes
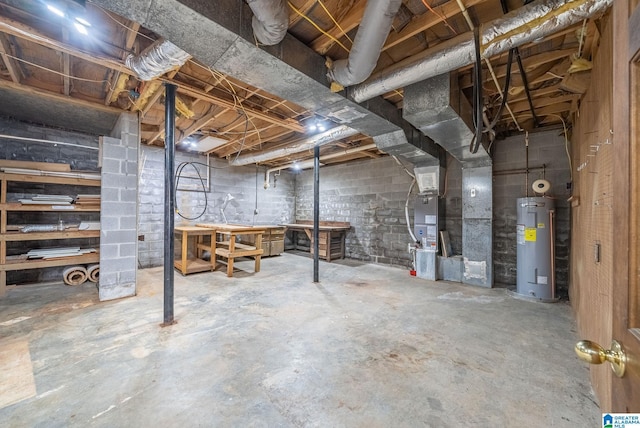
[609,0,640,411]
[611,0,640,412]
[575,0,640,412]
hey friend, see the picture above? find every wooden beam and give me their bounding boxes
[382,0,486,53]
[214,126,294,157]
[105,22,141,105]
[62,29,70,96]
[500,94,580,116]
[0,34,21,83]
[309,1,366,54]
[161,78,305,133]
[176,106,228,144]
[0,15,130,74]
[289,0,318,27]
[0,77,124,114]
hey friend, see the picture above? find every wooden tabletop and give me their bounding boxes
[196,223,266,233]
[174,226,216,233]
[280,223,351,231]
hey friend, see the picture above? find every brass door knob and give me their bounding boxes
[575,339,626,378]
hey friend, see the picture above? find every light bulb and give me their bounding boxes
[47,4,65,17]
[74,22,89,35]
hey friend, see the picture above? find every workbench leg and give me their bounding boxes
[255,233,263,273]
[210,232,216,271]
[0,272,6,298]
[326,231,332,262]
[227,235,235,277]
[340,232,346,259]
[181,230,188,275]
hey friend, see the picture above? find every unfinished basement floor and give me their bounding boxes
[0,254,598,427]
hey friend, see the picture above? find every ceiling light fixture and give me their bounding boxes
[74,22,88,35]
[292,162,301,171]
[46,4,65,17]
[74,16,91,27]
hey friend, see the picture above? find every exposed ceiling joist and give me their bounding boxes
[0,33,20,83]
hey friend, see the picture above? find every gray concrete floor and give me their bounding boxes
[0,253,598,427]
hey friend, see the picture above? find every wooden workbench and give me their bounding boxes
[281,221,351,261]
[174,226,216,275]
[196,223,265,277]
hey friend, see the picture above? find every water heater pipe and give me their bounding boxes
[549,209,556,299]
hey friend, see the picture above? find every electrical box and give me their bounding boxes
[414,195,440,252]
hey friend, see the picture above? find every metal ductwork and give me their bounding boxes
[351,0,613,102]
[404,73,489,164]
[327,0,403,88]
[94,0,440,168]
[246,0,288,45]
[125,40,190,81]
[373,129,441,167]
[231,125,359,166]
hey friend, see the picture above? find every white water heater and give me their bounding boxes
[516,197,556,300]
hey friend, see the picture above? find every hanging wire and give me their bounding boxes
[288,1,350,53]
[317,0,354,45]
[420,0,458,35]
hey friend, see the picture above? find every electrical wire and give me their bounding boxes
[3,53,114,86]
[288,1,350,53]
[485,48,514,131]
[231,113,250,163]
[548,113,573,182]
[420,0,458,35]
[174,161,208,220]
[317,0,354,45]
[90,1,156,42]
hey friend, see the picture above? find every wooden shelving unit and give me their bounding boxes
[0,172,101,296]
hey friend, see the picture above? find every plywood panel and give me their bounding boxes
[0,339,37,408]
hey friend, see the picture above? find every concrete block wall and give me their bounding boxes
[137,146,296,268]
[492,129,572,295]
[99,113,139,301]
[295,156,416,267]
[0,116,100,284]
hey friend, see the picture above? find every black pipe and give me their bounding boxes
[515,49,540,127]
[499,0,539,127]
[163,83,177,326]
[313,144,320,283]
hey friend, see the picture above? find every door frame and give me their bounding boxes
[611,0,640,412]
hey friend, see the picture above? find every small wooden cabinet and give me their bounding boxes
[241,225,286,257]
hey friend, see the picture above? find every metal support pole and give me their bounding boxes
[313,144,320,283]
[162,83,177,326]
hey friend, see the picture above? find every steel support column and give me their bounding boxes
[162,83,177,326]
[313,144,320,283]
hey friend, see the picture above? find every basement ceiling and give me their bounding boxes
[0,0,607,168]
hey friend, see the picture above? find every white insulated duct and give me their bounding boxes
[246,0,288,45]
[126,40,190,81]
[327,0,403,88]
[263,143,377,188]
[231,125,359,166]
[351,0,613,102]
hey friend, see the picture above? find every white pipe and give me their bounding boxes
[0,134,99,150]
[264,143,377,188]
[233,125,359,166]
[246,0,289,45]
[328,0,403,87]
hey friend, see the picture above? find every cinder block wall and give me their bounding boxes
[99,113,139,301]
[0,117,100,284]
[492,129,572,295]
[295,156,416,267]
[137,146,296,268]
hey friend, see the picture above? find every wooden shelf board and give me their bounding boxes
[1,230,100,241]
[0,252,100,271]
[174,258,213,274]
[1,203,100,212]
[0,172,100,186]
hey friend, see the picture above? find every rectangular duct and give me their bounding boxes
[403,72,489,165]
